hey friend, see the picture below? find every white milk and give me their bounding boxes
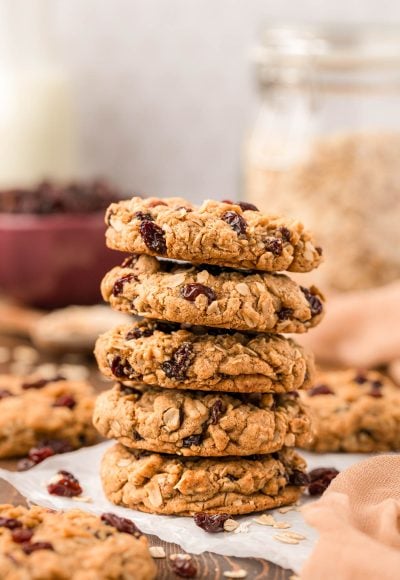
[0,0,79,187]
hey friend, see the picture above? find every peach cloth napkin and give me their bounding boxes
[300,455,400,580]
[299,281,400,368]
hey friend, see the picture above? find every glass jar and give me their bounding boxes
[244,24,400,292]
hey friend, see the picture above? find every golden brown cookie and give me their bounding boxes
[0,374,97,458]
[101,255,324,333]
[93,385,311,456]
[101,443,307,516]
[0,505,156,580]
[94,320,314,393]
[105,197,322,272]
[300,369,400,452]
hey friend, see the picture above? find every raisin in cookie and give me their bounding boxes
[105,197,322,272]
[94,385,311,456]
[0,375,97,458]
[0,505,156,580]
[101,443,307,516]
[300,369,400,452]
[94,320,314,393]
[101,255,324,333]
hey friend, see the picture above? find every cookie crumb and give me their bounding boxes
[254,514,275,526]
[72,496,93,503]
[273,522,291,529]
[149,546,166,558]
[223,518,239,532]
[233,522,251,534]
[223,569,247,578]
[283,531,306,541]
[278,506,297,514]
[273,534,299,545]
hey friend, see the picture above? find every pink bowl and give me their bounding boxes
[0,212,123,308]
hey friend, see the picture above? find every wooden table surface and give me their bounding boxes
[0,332,292,579]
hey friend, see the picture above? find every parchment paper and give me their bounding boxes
[0,441,373,573]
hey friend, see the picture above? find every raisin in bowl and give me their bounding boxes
[0,181,125,307]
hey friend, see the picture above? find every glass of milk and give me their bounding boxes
[0,0,79,187]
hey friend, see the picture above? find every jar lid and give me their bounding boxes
[254,23,400,71]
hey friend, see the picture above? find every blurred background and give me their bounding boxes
[2,0,400,197]
[1,0,400,378]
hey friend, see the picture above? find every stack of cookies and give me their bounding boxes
[94,197,324,516]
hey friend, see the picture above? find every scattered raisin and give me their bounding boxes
[278,227,291,242]
[238,201,259,211]
[277,307,294,321]
[316,246,323,256]
[308,467,339,496]
[210,400,225,424]
[0,517,22,530]
[112,273,136,296]
[139,220,167,254]
[170,554,197,578]
[182,434,203,447]
[194,513,230,533]
[53,395,76,409]
[289,470,310,486]
[22,541,53,555]
[41,439,74,454]
[265,237,283,256]
[27,446,55,464]
[371,380,383,389]
[353,373,368,384]
[101,513,142,538]
[368,386,383,398]
[308,384,334,396]
[126,327,154,340]
[180,283,216,304]
[47,470,83,497]
[17,440,73,471]
[135,211,153,221]
[222,211,247,236]
[161,343,194,380]
[110,356,134,379]
[22,378,47,390]
[21,376,64,390]
[17,459,35,471]
[300,286,323,316]
[222,200,259,211]
[11,528,33,543]
[0,389,13,400]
